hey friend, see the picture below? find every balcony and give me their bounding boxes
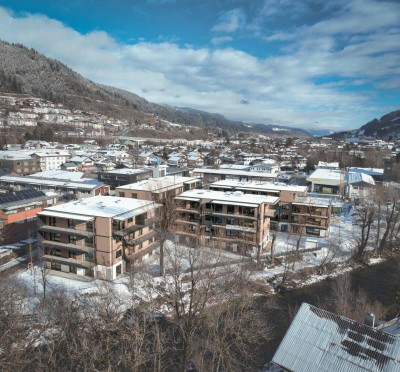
[42,254,96,269]
[176,207,201,213]
[124,230,157,246]
[126,241,159,261]
[265,209,279,218]
[39,225,95,238]
[112,219,154,238]
[42,240,95,254]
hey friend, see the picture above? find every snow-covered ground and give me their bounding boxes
[12,204,382,302]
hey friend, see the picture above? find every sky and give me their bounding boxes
[0,0,399,131]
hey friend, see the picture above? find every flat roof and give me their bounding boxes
[39,195,159,219]
[101,168,151,175]
[210,180,308,193]
[176,189,279,205]
[193,168,276,178]
[0,175,103,190]
[116,176,201,192]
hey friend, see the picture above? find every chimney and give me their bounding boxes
[365,313,375,328]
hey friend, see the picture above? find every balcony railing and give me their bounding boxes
[42,240,95,254]
[42,254,96,269]
[265,209,279,218]
[39,225,95,238]
[113,219,154,238]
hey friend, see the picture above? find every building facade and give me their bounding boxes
[174,189,279,256]
[38,196,160,280]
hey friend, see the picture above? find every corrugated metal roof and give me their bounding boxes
[272,303,400,372]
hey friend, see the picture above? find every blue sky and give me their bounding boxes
[0,0,399,130]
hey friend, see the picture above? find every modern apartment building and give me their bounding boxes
[38,195,161,280]
[0,189,61,245]
[288,195,332,237]
[193,167,277,185]
[0,170,109,200]
[97,168,153,189]
[116,176,202,202]
[174,189,279,256]
[207,180,333,236]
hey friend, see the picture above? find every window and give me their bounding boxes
[49,233,61,242]
[131,193,137,199]
[205,203,212,209]
[49,217,56,226]
[69,235,77,244]
[119,192,125,197]
[116,250,122,258]
[214,204,223,213]
[127,217,133,223]
[116,264,122,276]
[227,205,235,214]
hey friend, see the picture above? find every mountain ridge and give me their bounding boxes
[0,40,310,137]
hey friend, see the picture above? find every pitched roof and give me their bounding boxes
[272,303,400,372]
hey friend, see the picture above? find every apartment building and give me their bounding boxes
[116,176,202,202]
[288,195,332,237]
[0,152,41,175]
[0,170,109,201]
[208,180,333,236]
[33,151,71,171]
[193,167,277,185]
[0,189,61,245]
[38,195,161,280]
[174,189,279,256]
[209,179,307,225]
[98,168,153,189]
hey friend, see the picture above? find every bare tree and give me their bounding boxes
[353,203,375,257]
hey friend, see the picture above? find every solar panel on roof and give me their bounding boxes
[0,189,46,206]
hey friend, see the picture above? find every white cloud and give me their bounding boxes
[211,36,233,45]
[0,2,398,130]
[211,8,246,33]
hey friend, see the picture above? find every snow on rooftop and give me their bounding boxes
[176,189,279,205]
[40,195,158,218]
[29,170,86,181]
[211,180,308,193]
[193,168,276,178]
[102,168,150,175]
[117,176,201,192]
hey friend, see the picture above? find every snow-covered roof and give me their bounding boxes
[176,189,279,206]
[194,168,276,178]
[102,168,151,175]
[219,164,251,170]
[210,180,308,193]
[0,175,102,190]
[28,170,86,182]
[348,172,375,186]
[307,168,342,182]
[39,195,159,219]
[117,176,201,192]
